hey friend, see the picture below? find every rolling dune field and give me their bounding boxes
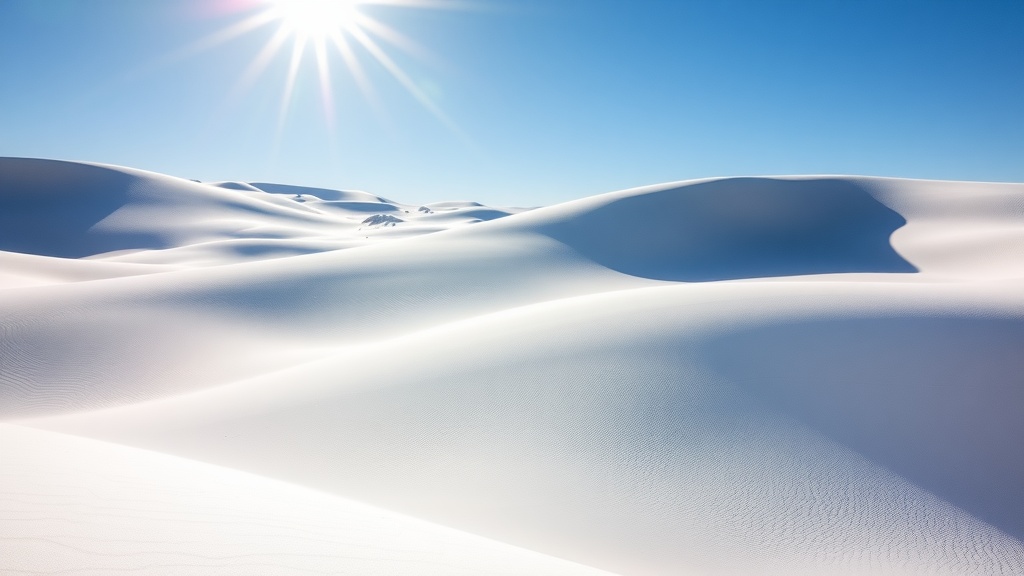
[2,157,1023,575]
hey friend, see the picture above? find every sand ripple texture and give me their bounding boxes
[2,157,1024,575]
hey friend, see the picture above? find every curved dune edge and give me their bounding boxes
[0,424,616,576]
[3,158,1024,574]
[23,279,1024,575]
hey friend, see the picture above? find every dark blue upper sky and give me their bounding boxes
[1,0,1022,204]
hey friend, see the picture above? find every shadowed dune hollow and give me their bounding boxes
[1,157,1023,576]
[539,177,917,281]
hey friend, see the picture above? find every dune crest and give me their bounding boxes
[533,176,917,281]
[3,158,1024,575]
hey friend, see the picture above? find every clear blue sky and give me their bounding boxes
[1,0,1022,205]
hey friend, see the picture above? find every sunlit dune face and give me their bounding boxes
[268,0,362,39]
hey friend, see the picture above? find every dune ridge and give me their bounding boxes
[2,157,1023,575]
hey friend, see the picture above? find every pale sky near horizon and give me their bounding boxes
[1,0,1022,205]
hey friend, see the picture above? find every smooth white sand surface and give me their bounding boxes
[2,157,1023,574]
[0,424,614,575]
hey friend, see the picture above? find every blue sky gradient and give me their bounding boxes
[1,0,1022,205]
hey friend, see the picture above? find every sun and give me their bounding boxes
[171,0,462,149]
[268,0,362,39]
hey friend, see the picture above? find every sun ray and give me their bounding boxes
[328,29,376,104]
[167,10,279,63]
[354,13,441,69]
[348,25,460,133]
[90,7,283,101]
[225,25,294,105]
[367,0,475,8]
[313,37,337,129]
[277,36,308,141]
[183,0,471,152]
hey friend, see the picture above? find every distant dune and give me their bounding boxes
[1,157,1023,575]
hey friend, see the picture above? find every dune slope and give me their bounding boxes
[0,424,614,576]
[2,157,1023,575]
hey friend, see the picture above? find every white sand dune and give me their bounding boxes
[0,424,612,576]
[2,157,1023,574]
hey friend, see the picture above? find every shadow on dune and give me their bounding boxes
[705,316,1024,539]
[0,158,164,258]
[540,177,916,281]
[251,182,393,204]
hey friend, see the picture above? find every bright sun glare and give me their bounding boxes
[270,0,362,39]
[176,0,460,147]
